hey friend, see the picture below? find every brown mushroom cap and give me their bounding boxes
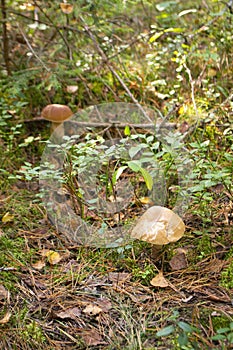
[131,206,185,245]
[41,104,73,123]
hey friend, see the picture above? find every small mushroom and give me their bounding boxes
[131,206,185,258]
[41,104,73,132]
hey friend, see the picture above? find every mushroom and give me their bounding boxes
[131,206,185,258]
[41,104,73,133]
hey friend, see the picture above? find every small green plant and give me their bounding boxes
[220,261,233,290]
[211,322,233,346]
[156,310,199,349]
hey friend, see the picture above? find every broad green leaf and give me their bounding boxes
[112,166,127,185]
[178,332,188,346]
[139,168,153,190]
[178,321,194,333]
[156,325,175,337]
[129,145,144,159]
[127,160,141,172]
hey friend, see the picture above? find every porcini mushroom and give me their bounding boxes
[41,104,73,132]
[131,206,185,258]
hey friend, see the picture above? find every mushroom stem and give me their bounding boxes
[151,244,163,260]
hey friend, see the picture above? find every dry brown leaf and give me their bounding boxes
[83,304,103,316]
[55,307,81,320]
[31,260,46,270]
[108,272,131,285]
[150,272,169,288]
[139,196,154,205]
[169,248,188,271]
[46,251,61,265]
[96,298,112,312]
[66,85,78,93]
[60,3,73,14]
[0,285,9,300]
[0,229,4,237]
[0,311,11,324]
[80,328,105,346]
[2,212,14,223]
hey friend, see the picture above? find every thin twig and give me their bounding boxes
[17,25,50,72]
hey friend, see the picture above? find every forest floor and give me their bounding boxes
[0,117,233,350]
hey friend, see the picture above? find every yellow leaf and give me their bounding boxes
[60,3,73,14]
[2,212,14,223]
[150,272,169,288]
[139,196,153,205]
[46,251,61,265]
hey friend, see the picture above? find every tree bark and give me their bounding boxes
[1,0,11,75]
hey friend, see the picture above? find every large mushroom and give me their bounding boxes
[131,206,185,258]
[41,104,73,132]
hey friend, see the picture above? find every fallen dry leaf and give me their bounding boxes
[60,3,73,14]
[2,212,14,223]
[83,304,103,316]
[55,307,81,320]
[0,311,11,324]
[66,85,78,93]
[0,229,4,237]
[95,298,112,312]
[46,251,61,265]
[169,248,188,271]
[108,272,131,285]
[80,328,105,346]
[31,260,46,270]
[150,272,169,288]
[0,285,9,300]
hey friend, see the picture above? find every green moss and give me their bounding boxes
[220,261,233,290]
[212,316,232,331]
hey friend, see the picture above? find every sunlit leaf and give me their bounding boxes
[127,160,141,172]
[2,212,14,223]
[112,166,127,185]
[139,168,153,190]
[60,3,73,14]
[124,125,131,136]
[46,251,61,265]
[149,32,163,43]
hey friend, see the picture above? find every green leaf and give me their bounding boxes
[227,332,233,343]
[211,334,226,341]
[129,145,144,159]
[149,31,163,43]
[156,325,175,337]
[178,332,188,346]
[124,125,131,136]
[164,27,184,33]
[112,166,127,185]
[127,160,141,172]
[139,168,153,191]
[178,321,194,333]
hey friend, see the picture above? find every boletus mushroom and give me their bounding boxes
[41,104,73,132]
[131,206,185,258]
